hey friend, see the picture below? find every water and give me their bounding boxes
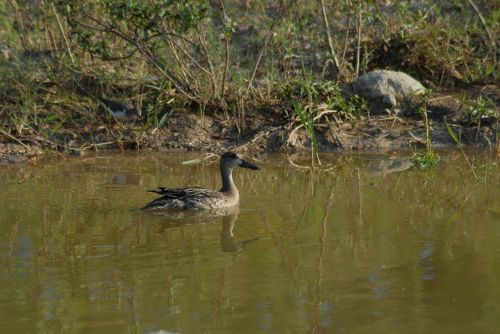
[0,151,499,333]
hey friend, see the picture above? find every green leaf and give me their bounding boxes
[182,158,203,165]
[445,122,461,146]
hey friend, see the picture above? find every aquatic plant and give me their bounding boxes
[410,149,440,169]
[293,101,320,166]
[445,122,479,179]
[411,105,440,169]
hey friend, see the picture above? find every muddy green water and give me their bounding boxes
[0,151,499,333]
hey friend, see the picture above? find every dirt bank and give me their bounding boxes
[1,86,498,164]
[2,0,498,164]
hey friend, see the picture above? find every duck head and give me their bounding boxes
[221,152,259,170]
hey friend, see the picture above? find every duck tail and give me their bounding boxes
[147,187,168,194]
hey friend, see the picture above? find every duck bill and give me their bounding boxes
[240,159,259,170]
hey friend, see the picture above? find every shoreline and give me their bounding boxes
[1,107,497,164]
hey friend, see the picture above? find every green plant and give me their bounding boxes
[411,105,440,169]
[445,122,478,179]
[293,101,320,166]
[383,1,498,84]
[59,0,214,102]
[325,90,366,121]
[279,80,366,121]
[410,149,440,169]
[155,110,173,130]
[463,96,496,125]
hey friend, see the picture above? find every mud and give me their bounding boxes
[0,88,498,162]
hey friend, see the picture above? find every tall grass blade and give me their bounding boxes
[445,122,478,180]
[293,101,320,166]
[157,110,173,129]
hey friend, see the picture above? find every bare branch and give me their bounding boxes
[355,9,362,78]
[81,11,197,100]
[217,0,230,99]
[247,21,276,94]
[196,27,218,99]
[467,0,496,51]
[319,0,340,78]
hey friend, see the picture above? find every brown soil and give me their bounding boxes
[0,87,498,163]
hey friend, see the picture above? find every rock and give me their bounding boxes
[0,143,42,156]
[352,70,426,112]
[0,43,12,60]
[0,155,27,165]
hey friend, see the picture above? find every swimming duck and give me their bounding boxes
[141,152,259,210]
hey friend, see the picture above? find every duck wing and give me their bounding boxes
[147,187,208,198]
[142,187,221,210]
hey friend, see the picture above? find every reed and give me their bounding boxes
[293,101,320,166]
[411,105,440,169]
[446,123,479,180]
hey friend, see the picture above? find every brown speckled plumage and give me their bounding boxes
[141,152,259,210]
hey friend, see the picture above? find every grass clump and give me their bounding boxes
[445,122,479,179]
[292,101,320,166]
[279,79,366,122]
[411,104,440,169]
[411,150,440,169]
[461,95,497,126]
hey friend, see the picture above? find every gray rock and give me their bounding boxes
[0,154,27,165]
[352,70,426,112]
[0,43,12,60]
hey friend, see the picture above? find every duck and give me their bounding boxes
[141,152,259,210]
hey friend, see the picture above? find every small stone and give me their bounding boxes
[0,155,27,164]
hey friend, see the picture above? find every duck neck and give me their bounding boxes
[220,166,237,194]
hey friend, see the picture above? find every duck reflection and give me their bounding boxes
[220,211,259,252]
[142,206,259,253]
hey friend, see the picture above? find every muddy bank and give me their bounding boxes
[1,90,498,163]
[0,119,496,162]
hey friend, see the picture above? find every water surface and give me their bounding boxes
[0,151,499,333]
